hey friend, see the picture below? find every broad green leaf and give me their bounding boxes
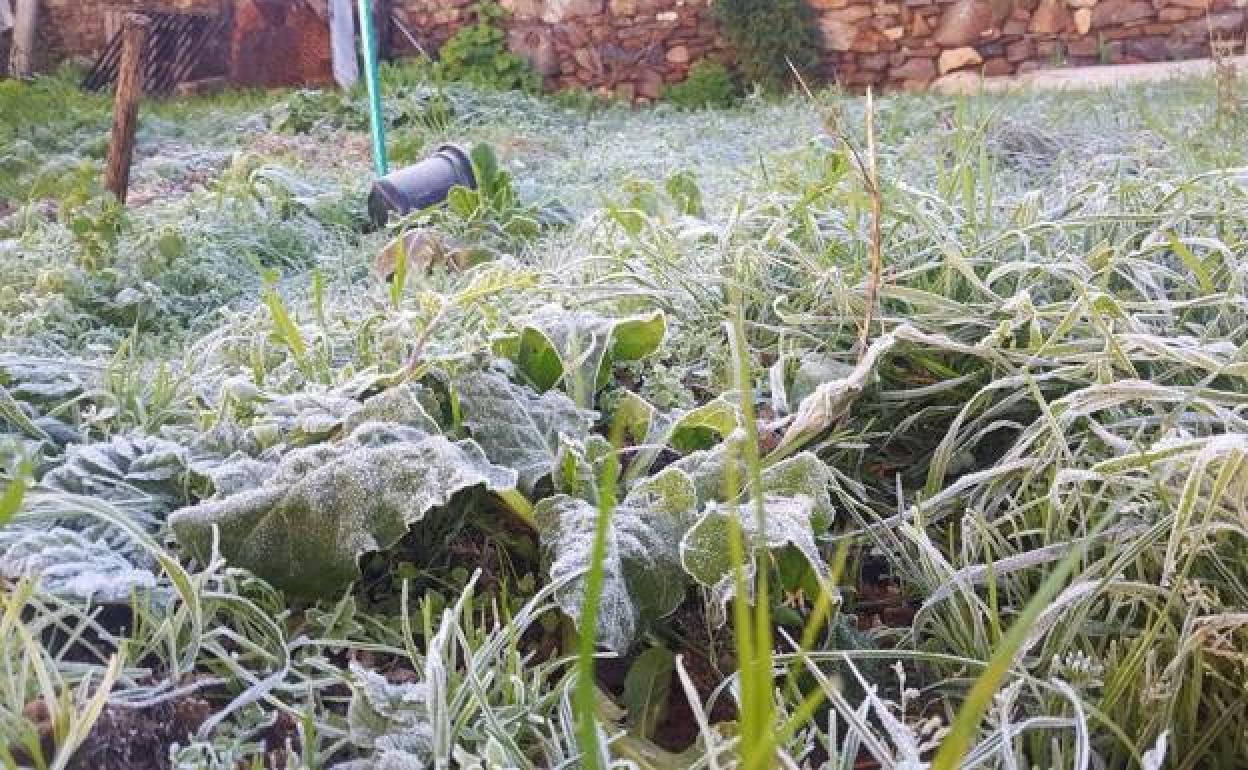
[665,170,704,218]
[170,430,516,596]
[667,397,741,454]
[623,646,674,738]
[343,383,442,436]
[536,467,697,653]
[553,433,613,504]
[0,353,89,407]
[253,384,441,448]
[499,308,666,406]
[456,369,596,495]
[671,433,834,524]
[680,495,831,613]
[615,391,741,481]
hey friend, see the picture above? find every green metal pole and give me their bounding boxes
[357,0,388,177]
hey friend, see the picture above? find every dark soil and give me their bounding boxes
[11,693,212,770]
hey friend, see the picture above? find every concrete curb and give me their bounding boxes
[932,54,1248,94]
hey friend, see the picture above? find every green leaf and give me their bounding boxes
[43,435,208,517]
[446,184,479,218]
[623,646,675,738]
[499,308,667,406]
[470,143,501,199]
[536,467,697,653]
[0,475,28,529]
[456,369,596,495]
[170,430,516,596]
[680,495,830,614]
[671,432,834,520]
[340,662,435,770]
[665,171,705,218]
[615,392,742,482]
[553,433,613,504]
[343,384,442,436]
[667,397,741,454]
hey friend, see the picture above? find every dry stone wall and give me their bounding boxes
[395,0,1246,95]
[393,0,726,100]
[23,0,1248,93]
[819,0,1246,90]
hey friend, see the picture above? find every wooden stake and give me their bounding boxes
[104,14,150,204]
[9,0,39,78]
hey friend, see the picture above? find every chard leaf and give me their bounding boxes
[680,495,831,614]
[346,663,434,749]
[615,391,742,481]
[251,383,443,448]
[667,397,741,454]
[336,663,435,770]
[623,646,674,738]
[43,435,210,517]
[169,431,516,596]
[343,383,442,436]
[0,527,162,604]
[536,467,697,653]
[552,433,613,504]
[500,308,666,406]
[671,433,835,525]
[456,369,596,495]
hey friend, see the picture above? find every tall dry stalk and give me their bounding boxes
[1208,17,1243,129]
[791,66,884,361]
[858,88,883,361]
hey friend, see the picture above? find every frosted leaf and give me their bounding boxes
[758,451,836,530]
[680,495,830,612]
[342,384,442,436]
[536,466,697,653]
[336,663,434,770]
[670,432,834,526]
[456,369,596,495]
[616,392,743,483]
[500,306,666,405]
[195,453,277,497]
[0,527,161,604]
[669,431,745,505]
[552,433,613,503]
[666,396,742,454]
[169,433,517,597]
[347,422,432,448]
[0,353,89,406]
[255,391,359,445]
[249,380,441,449]
[43,435,203,509]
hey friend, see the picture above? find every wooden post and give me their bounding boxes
[104,14,150,204]
[9,0,39,78]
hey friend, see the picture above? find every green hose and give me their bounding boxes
[357,0,389,177]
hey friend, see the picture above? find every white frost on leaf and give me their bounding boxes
[535,466,697,653]
[169,431,516,597]
[456,368,596,495]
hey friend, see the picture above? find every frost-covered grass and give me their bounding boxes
[2,66,1248,770]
